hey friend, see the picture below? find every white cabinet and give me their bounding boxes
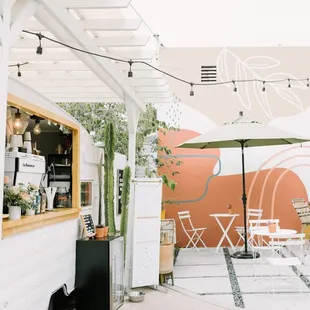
[131,178,162,288]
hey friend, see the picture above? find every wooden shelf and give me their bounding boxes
[2,208,80,238]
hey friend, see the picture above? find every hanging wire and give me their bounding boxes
[21,30,310,90]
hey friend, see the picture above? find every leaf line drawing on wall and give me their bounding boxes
[217,48,307,119]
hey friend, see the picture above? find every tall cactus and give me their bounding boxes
[98,153,103,226]
[120,166,131,238]
[104,123,116,234]
[103,152,109,227]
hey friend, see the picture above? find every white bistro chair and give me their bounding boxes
[177,211,207,252]
[235,208,263,248]
[267,233,305,296]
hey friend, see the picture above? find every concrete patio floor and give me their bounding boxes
[171,247,310,310]
[122,286,232,310]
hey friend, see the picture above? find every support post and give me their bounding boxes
[0,0,11,240]
[124,102,140,291]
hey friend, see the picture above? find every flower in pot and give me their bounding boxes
[227,204,233,214]
[3,179,33,220]
[267,221,277,233]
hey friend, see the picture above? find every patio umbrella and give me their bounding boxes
[177,111,310,259]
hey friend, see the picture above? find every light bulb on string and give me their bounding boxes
[190,83,194,96]
[36,33,43,55]
[288,79,291,88]
[307,78,309,87]
[262,81,266,92]
[17,64,21,77]
[128,60,133,78]
[232,80,237,92]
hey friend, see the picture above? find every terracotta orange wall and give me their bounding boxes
[159,129,308,247]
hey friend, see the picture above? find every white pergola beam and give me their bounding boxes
[107,48,156,60]
[47,92,124,98]
[21,79,105,87]
[142,97,173,103]
[13,35,151,47]
[50,97,123,103]
[34,86,114,93]
[10,0,42,45]
[11,71,98,79]
[46,0,132,9]
[35,2,145,110]
[26,17,142,31]
[10,49,78,61]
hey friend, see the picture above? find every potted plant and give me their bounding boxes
[95,153,108,239]
[3,177,33,220]
[25,183,39,216]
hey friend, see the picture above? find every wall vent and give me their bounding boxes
[201,65,217,82]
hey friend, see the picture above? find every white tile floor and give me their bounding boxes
[170,247,310,309]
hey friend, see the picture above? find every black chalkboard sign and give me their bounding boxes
[81,213,96,238]
[117,169,124,215]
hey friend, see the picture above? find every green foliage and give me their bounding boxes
[97,153,103,226]
[120,166,131,238]
[103,152,109,227]
[105,123,116,234]
[57,102,158,166]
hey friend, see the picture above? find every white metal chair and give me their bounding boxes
[292,198,310,237]
[177,211,207,252]
[267,233,305,296]
[235,208,263,248]
[249,219,280,277]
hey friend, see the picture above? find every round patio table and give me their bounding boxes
[210,213,239,253]
[252,228,297,237]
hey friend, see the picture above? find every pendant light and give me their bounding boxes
[33,118,41,135]
[13,109,22,131]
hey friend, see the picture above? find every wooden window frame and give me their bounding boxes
[2,93,81,238]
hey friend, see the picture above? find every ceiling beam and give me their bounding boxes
[121,70,162,79]
[26,17,142,31]
[45,0,132,9]
[135,85,170,92]
[47,92,121,98]
[19,79,105,87]
[10,0,42,46]
[51,98,123,103]
[34,86,114,94]
[137,92,173,98]
[31,2,145,110]
[13,35,151,48]
[128,78,168,86]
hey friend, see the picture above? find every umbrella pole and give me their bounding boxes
[231,141,259,259]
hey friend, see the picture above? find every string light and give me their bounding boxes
[190,83,194,96]
[232,80,237,92]
[36,33,43,55]
[21,30,310,93]
[128,60,133,78]
[9,62,28,77]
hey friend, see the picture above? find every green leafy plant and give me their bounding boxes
[104,123,116,234]
[3,177,35,211]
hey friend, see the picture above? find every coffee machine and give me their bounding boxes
[4,151,46,187]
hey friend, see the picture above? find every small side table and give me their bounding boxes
[210,213,239,253]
